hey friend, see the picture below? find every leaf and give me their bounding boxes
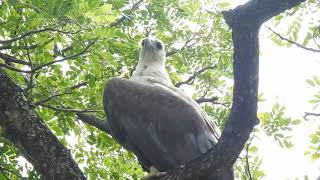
[306,79,315,86]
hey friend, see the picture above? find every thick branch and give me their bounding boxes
[153,0,305,179]
[76,113,110,134]
[0,63,31,73]
[195,96,218,104]
[0,69,86,180]
[267,26,320,53]
[0,53,31,66]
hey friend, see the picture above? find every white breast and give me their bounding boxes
[130,63,172,86]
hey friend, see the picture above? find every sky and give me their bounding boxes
[224,0,320,179]
[257,26,320,179]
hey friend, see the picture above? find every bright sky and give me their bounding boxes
[257,26,320,179]
[221,0,320,179]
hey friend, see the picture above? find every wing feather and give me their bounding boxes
[103,78,221,171]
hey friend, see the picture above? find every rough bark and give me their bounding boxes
[0,69,86,180]
[150,0,305,179]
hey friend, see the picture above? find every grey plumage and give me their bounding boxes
[103,37,233,179]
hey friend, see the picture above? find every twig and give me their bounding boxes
[175,65,216,87]
[34,82,88,105]
[0,38,54,50]
[166,12,207,57]
[245,135,254,180]
[0,27,80,44]
[25,38,34,93]
[41,104,101,113]
[68,81,88,90]
[1,41,95,73]
[303,112,320,120]
[195,96,229,107]
[31,40,95,72]
[108,0,143,27]
[34,92,71,106]
[266,26,320,53]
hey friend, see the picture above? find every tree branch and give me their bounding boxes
[0,40,95,74]
[304,112,320,120]
[68,81,87,90]
[0,53,31,66]
[195,96,218,104]
[33,81,88,106]
[0,38,54,50]
[0,27,79,44]
[245,135,254,180]
[152,0,305,179]
[76,113,110,134]
[30,40,95,73]
[266,26,320,53]
[0,69,86,179]
[108,0,143,28]
[33,92,71,106]
[175,65,217,88]
[40,104,101,113]
[195,96,229,107]
[0,63,31,73]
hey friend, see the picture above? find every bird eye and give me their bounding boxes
[141,39,145,46]
[156,41,163,49]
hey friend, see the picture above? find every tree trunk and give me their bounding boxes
[0,69,86,180]
[152,0,305,179]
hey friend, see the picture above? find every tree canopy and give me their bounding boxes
[0,0,319,179]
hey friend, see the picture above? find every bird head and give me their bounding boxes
[139,37,166,65]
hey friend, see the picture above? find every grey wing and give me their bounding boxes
[103,78,220,171]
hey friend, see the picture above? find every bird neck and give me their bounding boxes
[137,58,166,69]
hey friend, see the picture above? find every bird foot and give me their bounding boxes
[143,166,167,180]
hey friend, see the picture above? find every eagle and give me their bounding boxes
[103,37,234,179]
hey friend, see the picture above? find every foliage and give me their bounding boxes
[0,0,317,179]
[271,0,320,49]
[304,76,320,163]
[259,103,301,148]
[271,0,320,167]
[306,76,320,105]
[0,0,233,179]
